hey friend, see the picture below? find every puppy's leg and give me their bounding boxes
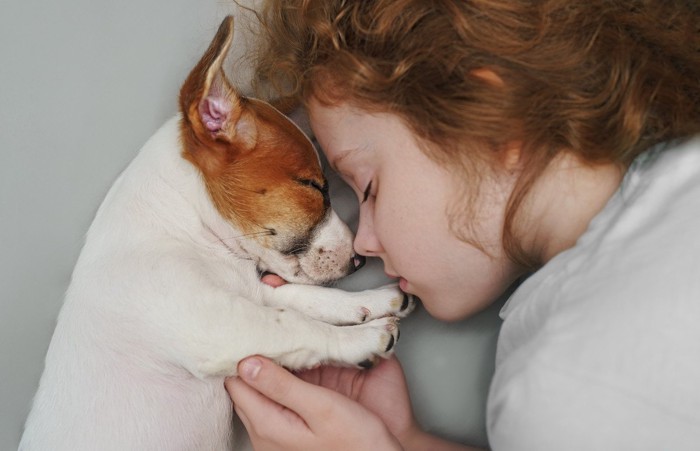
[262,283,416,325]
[159,292,400,376]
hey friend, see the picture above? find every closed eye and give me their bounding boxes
[296,178,330,206]
[296,178,325,192]
[362,181,372,203]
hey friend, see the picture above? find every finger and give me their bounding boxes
[226,376,309,439]
[231,397,252,432]
[296,365,359,398]
[227,375,290,419]
[260,273,287,287]
[237,356,336,420]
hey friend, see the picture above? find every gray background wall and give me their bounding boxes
[0,0,501,449]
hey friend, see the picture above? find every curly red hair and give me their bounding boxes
[250,0,700,267]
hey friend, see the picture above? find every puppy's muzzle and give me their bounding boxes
[260,253,365,284]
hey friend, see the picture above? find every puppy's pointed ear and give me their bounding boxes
[179,16,257,150]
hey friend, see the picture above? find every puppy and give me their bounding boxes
[20,16,414,451]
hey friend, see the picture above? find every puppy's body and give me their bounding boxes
[20,18,412,450]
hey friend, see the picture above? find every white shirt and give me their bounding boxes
[487,137,700,450]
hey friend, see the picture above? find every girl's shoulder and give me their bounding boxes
[501,135,700,319]
[489,135,700,450]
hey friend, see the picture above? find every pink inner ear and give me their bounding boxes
[199,96,231,133]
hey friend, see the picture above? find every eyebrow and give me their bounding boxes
[329,146,366,173]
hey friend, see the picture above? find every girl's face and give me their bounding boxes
[308,99,522,321]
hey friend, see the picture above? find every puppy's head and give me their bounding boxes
[179,16,363,285]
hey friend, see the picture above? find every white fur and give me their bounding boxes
[19,115,413,450]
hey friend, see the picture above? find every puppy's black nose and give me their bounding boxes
[351,254,366,272]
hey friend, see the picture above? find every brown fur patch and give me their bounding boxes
[178,16,327,252]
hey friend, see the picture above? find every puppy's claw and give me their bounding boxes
[400,293,410,311]
[358,358,375,369]
[360,307,370,322]
[384,334,395,352]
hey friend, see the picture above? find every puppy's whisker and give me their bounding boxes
[219,229,276,241]
[285,245,309,255]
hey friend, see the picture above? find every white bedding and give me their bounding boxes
[489,138,700,450]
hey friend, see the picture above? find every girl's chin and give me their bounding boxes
[418,293,482,323]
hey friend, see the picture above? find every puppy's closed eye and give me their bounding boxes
[297,178,330,205]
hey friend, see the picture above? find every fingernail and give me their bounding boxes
[240,357,262,381]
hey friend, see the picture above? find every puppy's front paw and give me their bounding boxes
[270,314,402,372]
[352,284,416,322]
[335,316,401,369]
[265,282,416,327]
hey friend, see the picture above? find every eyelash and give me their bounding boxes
[362,181,372,203]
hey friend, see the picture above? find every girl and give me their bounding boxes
[227,1,700,449]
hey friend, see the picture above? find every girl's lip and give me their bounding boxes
[385,272,409,292]
[399,277,408,291]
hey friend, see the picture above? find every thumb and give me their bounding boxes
[237,356,327,419]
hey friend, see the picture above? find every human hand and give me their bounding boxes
[260,272,287,288]
[296,354,419,443]
[226,356,404,450]
[250,274,423,448]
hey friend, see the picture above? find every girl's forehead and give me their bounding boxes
[309,100,428,173]
[309,103,366,150]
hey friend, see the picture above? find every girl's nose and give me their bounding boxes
[353,211,382,257]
